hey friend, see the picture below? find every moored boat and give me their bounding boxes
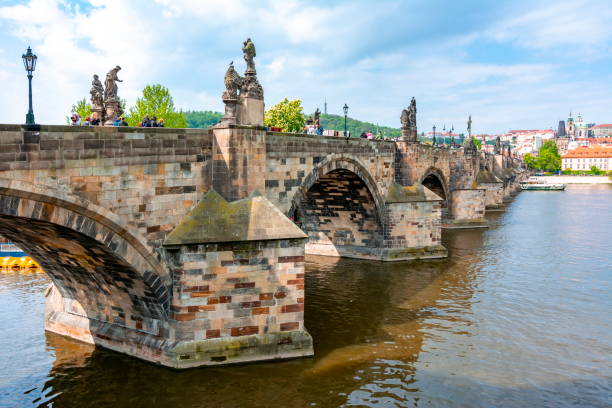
[520,177,565,191]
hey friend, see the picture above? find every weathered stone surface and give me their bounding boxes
[0,124,524,367]
[164,190,306,245]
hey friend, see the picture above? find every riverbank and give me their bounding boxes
[533,175,611,184]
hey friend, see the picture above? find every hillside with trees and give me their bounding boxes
[185,111,223,128]
[315,113,401,138]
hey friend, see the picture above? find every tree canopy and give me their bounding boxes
[126,84,187,128]
[264,98,305,132]
[525,140,561,171]
[66,98,92,124]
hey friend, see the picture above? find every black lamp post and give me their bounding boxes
[432,125,436,146]
[450,125,455,148]
[22,46,37,126]
[343,103,349,138]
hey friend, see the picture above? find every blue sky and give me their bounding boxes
[1,0,611,133]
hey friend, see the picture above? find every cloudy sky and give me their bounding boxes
[1,0,611,133]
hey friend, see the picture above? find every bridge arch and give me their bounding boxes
[289,155,385,259]
[0,179,170,337]
[419,167,449,217]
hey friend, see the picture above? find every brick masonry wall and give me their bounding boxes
[0,125,213,257]
[294,169,382,258]
[480,182,504,208]
[162,238,313,366]
[383,200,442,250]
[264,132,395,214]
[449,189,487,225]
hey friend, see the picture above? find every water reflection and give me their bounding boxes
[0,185,610,408]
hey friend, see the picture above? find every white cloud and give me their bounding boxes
[489,0,612,53]
[0,0,611,132]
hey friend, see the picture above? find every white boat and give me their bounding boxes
[520,177,565,191]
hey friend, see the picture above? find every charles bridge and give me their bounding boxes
[0,42,527,369]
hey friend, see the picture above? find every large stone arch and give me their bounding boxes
[288,155,385,259]
[419,167,450,219]
[0,178,170,343]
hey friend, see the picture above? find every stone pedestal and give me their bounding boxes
[220,97,238,126]
[237,96,264,126]
[400,127,417,142]
[103,100,120,126]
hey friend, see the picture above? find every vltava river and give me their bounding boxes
[1,185,611,407]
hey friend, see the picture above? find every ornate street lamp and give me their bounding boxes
[343,103,349,138]
[22,46,37,126]
[432,124,436,146]
[450,125,455,148]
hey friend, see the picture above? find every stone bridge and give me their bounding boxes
[0,122,526,368]
[0,56,526,369]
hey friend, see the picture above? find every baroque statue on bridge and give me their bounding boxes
[89,74,104,109]
[242,38,256,74]
[400,97,418,142]
[104,66,122,102]
[223,62,243,100]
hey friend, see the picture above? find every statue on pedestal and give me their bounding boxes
[400,97,417,141]
[242,38,256,74]
[314,108,321,124]
[104,66,122,102]
[90,74,104,109]
[89,74,105,124]
[103,66,123,125]
[223,62,243,100]
[220,62,243,125]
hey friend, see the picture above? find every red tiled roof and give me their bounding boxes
[562,146,612,158]
[589,124,612,129]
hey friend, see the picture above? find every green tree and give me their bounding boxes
[523,153,538,169]
[473,138,482,150]
[126,84,187,128]
[66,98,92,124]
[535,140,561,172]
[264,98,305,132]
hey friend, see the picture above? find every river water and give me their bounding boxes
[1,185,611,407]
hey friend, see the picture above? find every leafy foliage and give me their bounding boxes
[184,111,223,128]
[66,98,92,124]
[473,138,482,150]
[523,153,538,169]
[536,140,561,172]
[316,113,401,138]
[126,84,187,128]
[264,98,305,132]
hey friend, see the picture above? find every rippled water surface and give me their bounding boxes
[1,185,611,407]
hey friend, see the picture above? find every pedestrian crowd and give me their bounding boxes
[137,115,164,127]
[68,113,164,127]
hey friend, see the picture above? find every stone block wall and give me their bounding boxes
[382,200,447,260]
[447,189,487,228]
[163,238,313,367]
[480,182,504,208]
[0,125,213,256]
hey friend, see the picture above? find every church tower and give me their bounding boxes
[566,112,575,139]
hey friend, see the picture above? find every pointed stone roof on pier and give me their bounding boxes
[164,190,306,246]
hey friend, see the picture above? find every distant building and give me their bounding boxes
[557,120,566,137]
[561,146,612,170]
[589,124,612,138]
